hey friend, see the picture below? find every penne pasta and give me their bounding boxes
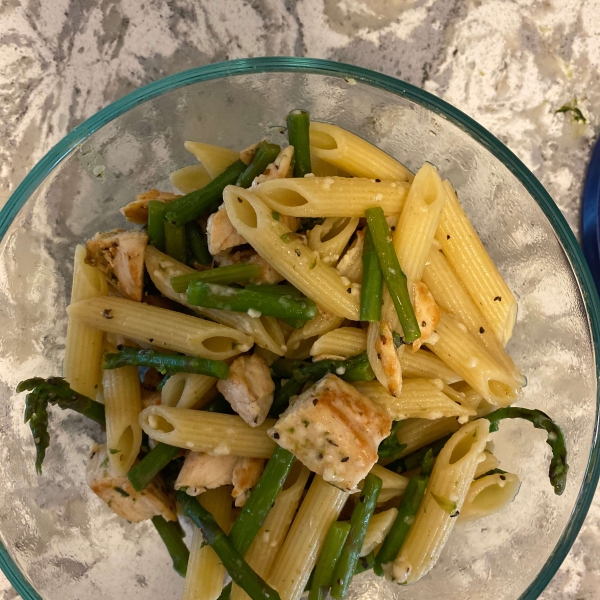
[307,217,359,266]
[393,419,490,583]
[286,311,344,352]
[184,141,239,178]
[360,508,398,556]
[252,176,409,218]
[460,472,521,522]
[160,372,217,409]
[67,296,253,360]
[369,464,409,504]
[395,417,462,458]
[474,451,500,479]
[400,349,462,384]
[139,405,276,458]
[224,187,360,319]
[310,326,367,360]
[63,245,108,399]
[170,163,212,194]
[436,180,517,346]
[308,122,414,182]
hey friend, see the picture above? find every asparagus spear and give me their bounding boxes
[185,221,212,265]
[170,264,262,293]
[377,421,407,461]
[244,284,303,297]
[365,207,421,343]
[151,515,190,577]
[304,550,376,594]
[359,228,383,322]
[103,346,230,379]
[286,110,312,177]
[18,377,105,474]
[236,141,282,188]
[268,376,306,418]
[309,522,351,600]
[186,282,318,321]
[330,473,382,600]
[484,408,568,495]
[128,443,181,491]
[374,450,434,574]
[165,159,247,226]
[164,219,187,264]
[147,200,167,252]
[177,491,281,600]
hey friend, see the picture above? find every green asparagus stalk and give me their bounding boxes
[365,207,421,343]
[286,110,312,177]
[185,221,212,265]
[229,446,296,555]
[128,443,181,491]
[309,522,351,600]
[164,219,187,264]
[147,200,167,252]
[377,421,407,461]
[103,346,230,380]
[268,376,306,417]
[244,284,303,297]
[18,377,106,474]
[330,473,382,600]
[165,159,247,226]
[176,491,281,600]
[355,552,376,575]
[170,264,262,293]
[484,408,568,495]
[186,282,318,321]
[359,228,383,322]
[386,435,450,474]
[236,141,282,188]
[151,515,190,578]
[374,450,434,574]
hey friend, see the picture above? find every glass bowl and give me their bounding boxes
[0,57,599,600]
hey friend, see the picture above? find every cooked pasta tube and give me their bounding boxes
[161,372,217,409]
[231,465,311,600]
[103,365,142,476]
[308,122,414,182]
[400,349,462,384]
[459,472,521,522]
[184,141,240,178]
[145,246,286,355]
[353,379,476,422]
[425,311,521,407]
[307,217,359,266]
[183,486,232,600]
[474,451,500,478]
[369,464,409,504]
[267,476,349,600]
[310,327,367,360]
[393,419,490,583]
[139,405,276,458]
[251,176,409,218]
[422,244,524,385]
[436,180,517,346]
[64,245,108,399]
[67,296,252,361]
[396,417,462,458]
[224,187,360,319]
[360,508,398,556]
[286,311,344,352]
[170,164,212,194]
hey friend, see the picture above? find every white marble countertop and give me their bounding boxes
[1,0,599,598]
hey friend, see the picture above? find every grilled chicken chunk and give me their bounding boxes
[87,445,176,522]
[412,282,441,351]
[120,189,181,224]
[206,207,248,255]
[217,354,275,427]
[268,374,392,492]
[232,457,265,507]
[375,321,402,397]
[85,229,147,301]
[253,146,295,185]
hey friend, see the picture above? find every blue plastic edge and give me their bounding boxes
[582,137,600,292]
[1,57,599,600]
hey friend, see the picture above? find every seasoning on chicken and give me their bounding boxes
[120,189,181,224]
[86,444,177,522]
[206,207,248,255]
[253,146,295,185]
[175,452,238,496]
[268,374,392,492]
[232,457,265,507]
[85,229,148,301]
[412,281,441,351]
[215,249,284,284]
[217,354,275,427]
[376,321,402,397]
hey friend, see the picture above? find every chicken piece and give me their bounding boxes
[412,282,441,351]
[232,457,265,507]
[206,207,248,255]
[253,146,295,185]
[336,229,365,283]
[217,354,275,427]
[215,249,284,284]
[120,189,181,224]
[375,321,402,397]
[87,445,177,522]
[268,374,392,492]
[85,229,147,301]
[175,452,238,496]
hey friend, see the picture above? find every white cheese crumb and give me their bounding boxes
[304,173,315,178]
[212,443,231,456]
[340,276,351,286]
[247,308,262,318]
[456,322,468,333]
[345,77,357,85]
[374,193,383,202]
[185,441,194,448]
[335,367,346,375]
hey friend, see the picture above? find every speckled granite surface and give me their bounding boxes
[0,0,599,598]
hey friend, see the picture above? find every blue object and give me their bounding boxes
[582,136,600,291]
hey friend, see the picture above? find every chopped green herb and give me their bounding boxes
[109,448,120,455]
[555,101,586,124]
[114,486,130,498]
[272,211,281,221]
[431,492,456,514]
[281,233,294,243]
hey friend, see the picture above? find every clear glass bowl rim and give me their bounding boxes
[1,56,599,600]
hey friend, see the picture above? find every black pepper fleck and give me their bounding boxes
[375,178,381,182]
[347,288,352,293]
[295,249,301,257]
[313,398,318,406]
[391,226,396,231]
[479,327,485,334]
[494,296,502,301]
[421,321,426,327]
[341,456,349,462]
[450,510,460,518]
[102,309,113,319]
[317,453,323,460]
[149,338,154,343]
[273,432,280,439]
[117,344,123,351]
[446,234,451,240]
